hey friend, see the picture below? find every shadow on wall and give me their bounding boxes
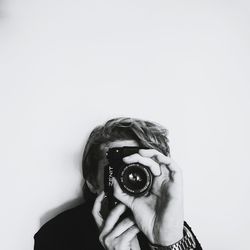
[39,130,89,227]
[39,177,85,227]
[39,196,84,227]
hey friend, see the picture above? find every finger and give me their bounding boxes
[123,153,161,176]
[105,217,135,239]
[138,149,171,165]
[100,203,127,241]
[167,161,182,183]
[119,225,140,245]
[113,178,135,210]
[92,191,105,229]
[139,149,182,176]
[102,224,139,249]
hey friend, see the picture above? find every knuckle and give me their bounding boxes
[99,232,104,242]
[151,149,158,154]
[133,153,140,159]
[121,217,133,226]
[99,234,104,246]
[103,235,111,247]
[123,217,132,223]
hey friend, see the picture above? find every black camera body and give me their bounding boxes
[104,146,153,211]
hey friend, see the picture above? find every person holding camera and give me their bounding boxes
[34,117,202,250]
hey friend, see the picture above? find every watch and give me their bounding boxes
[149,225,197,250]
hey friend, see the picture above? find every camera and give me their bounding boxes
[103,146,153,210]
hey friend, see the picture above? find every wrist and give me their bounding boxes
[149,225,196,250]
[157,230,183,246]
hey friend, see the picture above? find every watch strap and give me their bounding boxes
[149,225,196,250]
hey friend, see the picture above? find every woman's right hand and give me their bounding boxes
[92,192,141,250]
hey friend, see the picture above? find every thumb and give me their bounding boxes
[113,178,134,210]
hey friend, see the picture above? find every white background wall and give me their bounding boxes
[0,1,249,249]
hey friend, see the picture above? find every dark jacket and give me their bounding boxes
[34,202,202,250]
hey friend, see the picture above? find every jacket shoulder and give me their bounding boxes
[34,202,100,249]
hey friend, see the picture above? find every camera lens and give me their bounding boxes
[118,163,152,196]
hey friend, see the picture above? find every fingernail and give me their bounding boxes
[122,156,130,162]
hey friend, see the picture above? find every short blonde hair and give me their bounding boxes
[81,117,170,201]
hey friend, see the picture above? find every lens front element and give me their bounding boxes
[119,163,152,196]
